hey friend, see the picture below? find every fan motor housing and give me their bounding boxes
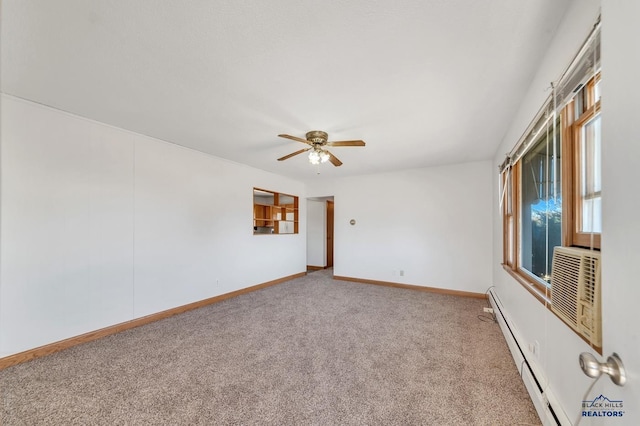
[305,130,328,144]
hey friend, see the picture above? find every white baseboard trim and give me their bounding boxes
[488,289,571,426]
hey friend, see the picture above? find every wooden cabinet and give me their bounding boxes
[253,204,274,226]
[253,188,298,234]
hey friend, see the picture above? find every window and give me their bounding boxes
[500,22,601,350]
[502,73,601,297]
[579,114,601,233]
[501,31,601,292]
[501,165,515,269]
[519,123,562,286]
[565,74,602,248]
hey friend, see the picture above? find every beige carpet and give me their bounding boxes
[0,270,540,425]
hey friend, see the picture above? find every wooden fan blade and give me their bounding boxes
[326,140,366,147]
[278,134,312,145]
[278,148,311,161]
[327,151,343,167]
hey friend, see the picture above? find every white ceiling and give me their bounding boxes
[1,0,571,180]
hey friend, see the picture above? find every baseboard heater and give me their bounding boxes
[488,289,570,426]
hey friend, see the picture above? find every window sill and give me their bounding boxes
[502,265,551,305]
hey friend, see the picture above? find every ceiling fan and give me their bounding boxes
[277,131,366,167]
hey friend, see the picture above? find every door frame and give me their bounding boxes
[326,200,334,268]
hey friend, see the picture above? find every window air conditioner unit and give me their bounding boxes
[550,246,602,347]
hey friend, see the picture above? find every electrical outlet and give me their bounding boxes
[483,307,494,313]
[528,341,541,359]
[399,270,404,277]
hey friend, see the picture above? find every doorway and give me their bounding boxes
[326,200,334,268]
[306,196,334,271]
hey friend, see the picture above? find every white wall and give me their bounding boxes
[306,199,326,268]
[0,95,136,351]
[492,0,640,423]
[0,95,306,357]
[307,160,493,293]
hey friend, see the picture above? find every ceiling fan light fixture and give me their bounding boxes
[309,148,330,165]
[308,150,321,165]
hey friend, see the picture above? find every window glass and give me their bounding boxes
[580,114,602,233]
[520,126,562,284]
